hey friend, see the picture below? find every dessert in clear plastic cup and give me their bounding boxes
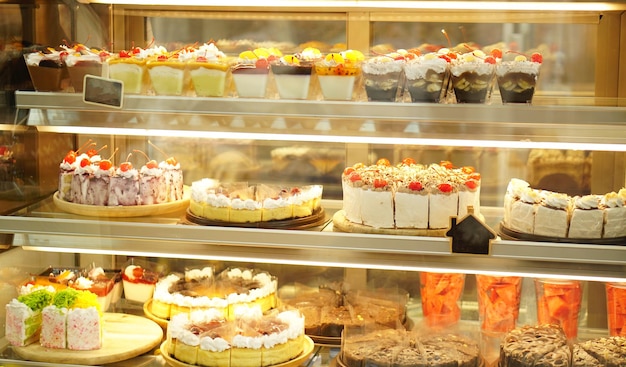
[606,282,626,336]
[147,52,188,96]
[475,275,522,334]
[535,278,582,340]
[107,46,155,94]
[403,51,451,103]
[450,50,496,103]
[271,54,313,100]
[420,272,465,328]
[315,50,364,100]
[64,45,110,92]
[496,53,542,104]
[231,48,280,98]
[186,43,231,97]
[362,53,405,102]
[24,49,69,92]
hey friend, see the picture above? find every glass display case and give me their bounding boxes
[0,1,625,366]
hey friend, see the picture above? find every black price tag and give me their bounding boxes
[83,75,124,109]
[446,209,496,255]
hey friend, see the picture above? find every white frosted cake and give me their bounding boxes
[503,179,626,239]
[341,159,482,229]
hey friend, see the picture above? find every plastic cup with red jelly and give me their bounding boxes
[606,282,626,336]
[420,272,465,328]
[534,278,582,340]
[476,275,522,334]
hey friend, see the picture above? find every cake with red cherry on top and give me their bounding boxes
[496,51,542,104]
[340,159,482,230]
[186,42,231,97]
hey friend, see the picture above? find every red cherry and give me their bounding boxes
[447,52,457,60]
[349,172,361,182]
[438,183,453,193]
[132,47,141,54]
[255,58,269,69]
[146,160,158,169]
[119,50,131,58]
[196,56,207,62]
[373,178,387,188]
[86,148,98,157]
[80,158,91,167]
[132,267,144,278]
[408,181,423,191]
[157,54,167,61]
[461,166,475,174]
[484,56,496,64]
[63,151,77,164]
[376,158,391,166]
[343,167,355,176]
[401,157,416,166]
[438,54,451,63]
[290,187,301,195]
[531,52,543,63]
[465,180,478,190]
[99,160,113,170]
[490,49,503,59]
[59,51,69,61]
[120,162,133,172]
[440,160,454,169]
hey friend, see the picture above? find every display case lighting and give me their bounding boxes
[21,245,626,283]
[36,125,626,152]
[80,0,622,12]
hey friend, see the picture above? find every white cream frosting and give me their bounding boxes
[519,188,541,204]
[207,193,231,207]
[158,161,181,170]
[231,198,261,210]
[542,192,570,210]
[115,167,139,179]
[140,166,163,177]
[403,54,448,80]
[263,197,290,209]
[602,192,624,208]
[496,61,540,76]
[362,57,404,75]
[574,195,601,209]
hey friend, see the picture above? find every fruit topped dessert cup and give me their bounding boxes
[403,48,452,103]
[420,272,465,328]
[361,51,406,102]
[107,44,164,94]
[24,48,71,92]
[232,48,280,98]
[534,278,582,340]
[64,44,110,92]
[146,49,189,96]
[270,47,320,100]
[186,42,232,97]
[450,49,498,103]
[314,49,364,100]
[496,52,542,104]
[122,261,161,303]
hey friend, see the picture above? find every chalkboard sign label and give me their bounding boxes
[446,207,497,255]
[83,75,123,109]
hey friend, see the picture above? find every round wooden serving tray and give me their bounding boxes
[144,299,169,330]
[12,313,163,365]
[499,222,626,245]
[184,207,328,229]
[332,210,447,236]
[160,335,315,367]
[53,186,190,218]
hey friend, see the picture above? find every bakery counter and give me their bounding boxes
[1,195,625,281]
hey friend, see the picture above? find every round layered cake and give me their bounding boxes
[499,324,626,367]
[341,328,481,367]
[166,306,305,367]
[341,159,481,230]
[151,267,277,320]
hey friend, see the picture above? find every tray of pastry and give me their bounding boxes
[498,222,626,245]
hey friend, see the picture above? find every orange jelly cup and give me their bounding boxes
[420,272,465,328]
[476,275,522,334]
[606,282,626,337]
[534,278,582,340]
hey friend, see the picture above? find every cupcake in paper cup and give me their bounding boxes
[403,49,451,103]
[450,49,497,103]
[361,52,405,102]
[315,49,364,100]
[496,52,542,104]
